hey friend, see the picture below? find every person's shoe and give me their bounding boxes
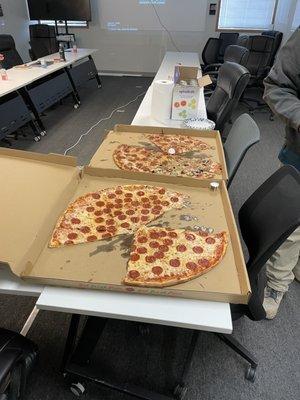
[263,286,284,320]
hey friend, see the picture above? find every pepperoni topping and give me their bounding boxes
[107,226,117,233]
[152,209,162,215]
[141,209,150,215]
[121,222,130,228]
[185,233,196,241]
[96,201,105,207]
[114,210,123,216]
[193,246,204,254]
[126,209,135,215]
[158,245,168,252]
[106,219,115,225]
[131,201,140,207]
[149,195,158,200]
[168,231,178,238]
[154,251,164,259]
[80,226,91,234]
[137,247,147,254]
[96,225,106,232]
[141,216,149,222]
[129,270,140,279]
[186,262,198,271]
[124,198,132,203]
[87,235,97,242]
[177,244,187,252]
[131,217,139,223]
[143,203,152,208]
[71,218,81,225]
[137,236,147,244]
[171,197,179,203]
[159,231,167,237]
[64,240,74,245]
[170,258,180,268]
[86,206,95,212]
[94,210,102,216]
[161,201,170,206]
[115,198,123,204]
[152,266,163,276]
[102,208,111,214]
[115,189,123,195]
[149,241,159,248]
[206,237,216,244]
[125,192,133,197]
[158,188,166,194]
[92,193,100,199]
[163,238,173,246]
[95,217,104,223]
[118,214,127,220]
[137,191,145,196]
[198,258,210,268]
[145,255,156,263]
[107,193,116,199]
[150,231,160,239]
[102,233,112,239]
[130,253,140,262]
[67,232,78,240]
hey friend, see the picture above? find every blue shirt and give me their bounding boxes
[279,147,300,171]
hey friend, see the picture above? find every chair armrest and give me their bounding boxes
[0,349,22,388]
[203,63,222,73]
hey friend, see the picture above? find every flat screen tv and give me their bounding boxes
[27,0,92,21]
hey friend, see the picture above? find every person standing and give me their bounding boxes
[263,28,300,319]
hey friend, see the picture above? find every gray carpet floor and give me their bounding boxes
[0,77,299,400]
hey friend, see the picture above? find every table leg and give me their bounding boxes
[64,67,81,105]
[19,88,46,134]
[61,314,81,372]
[88,55,102,88]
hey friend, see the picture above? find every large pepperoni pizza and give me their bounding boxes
[49,185,186,248]
[113,145,222,179]
[146,133,213,154]
[124,226,228,287]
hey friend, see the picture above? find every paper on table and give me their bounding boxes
[151,79,174,124]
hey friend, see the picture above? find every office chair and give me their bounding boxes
[261,30,283,65]
[29,24,59,60]
[204,45,249,74]
[0,35,23,69]
[0,328,38,400]
[224,113,260,188]
[206,62,250,132]
[202,32,239,69]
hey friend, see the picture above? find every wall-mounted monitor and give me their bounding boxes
[27,0,92,21]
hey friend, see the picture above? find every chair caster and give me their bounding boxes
[173,384,188,400]
[245,365,256,382]
[74,103,80,109]
[70,381,86,397]
[40,130,47,137]
[34,136,41,142]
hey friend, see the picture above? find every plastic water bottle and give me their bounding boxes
[59,43,66,62]
[72,40,78,53]
[0,69,8,81]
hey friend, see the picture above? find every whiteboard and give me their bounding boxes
[99,0,208,32]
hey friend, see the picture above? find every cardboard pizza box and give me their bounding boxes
[0,148,250,304]
[89,124,228,182]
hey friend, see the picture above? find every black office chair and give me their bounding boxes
[202,32,239,69]
[261,30,283,65]
[0,328,38,400]
[0,35,23,69]
[206,61,250,132]
[224,113,260,188]
[29,24,59,60]
[204,45,249,74]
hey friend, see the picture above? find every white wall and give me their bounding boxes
[72,0,219,74]
[0,0,30,62]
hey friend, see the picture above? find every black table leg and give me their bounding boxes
[88,55,102,88]
[19,88,46,134]
[61,314,81,372]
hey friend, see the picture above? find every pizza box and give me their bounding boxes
[89,124,228,182]
[0,148,250,304]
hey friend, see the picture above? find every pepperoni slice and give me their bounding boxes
[131,217,139,223]
[193,246,203,254]
[107,193,116,199]
[121,222,130,228]
[107,226,117,233]
[68,232,78,240]
[161,201,170,206]
[115,189,123,195]
[170,259,180,268]
[158,244,169,252]
[102,233,112,239]
[130,253,140,262]
[94,210,102,216]
[92,193,100,199]
[143,203,152,209]
[87,235,97,242]
[185,233,196,241]
[71,218,81,225]
[159,188,166,194]
[177,244,187,252]
[137,247,147,254]
[149,195,158,200]
[115,198,123,204]
[186,262,198,271]
[137,236,147,244]
[118,214,127,220]
[141,216,149,222]
[129,270,140,279]
[64,240,74,245]
[152,266,163,276]
[150,231,160,239]
[159,231,167,237]
[154,251,164,259]
[206,237,216,244]
[141,197,149,203]
[168,231,178,238]
[131,201,140,207]
[95,217,104,223]
[114,210,123,216]
[106,219,115,225]
[149,241,159,248]
[125,192,133,197]
[198,258,210,268]
[86,206,95,212]
[137,191,145,196]
[96,201,105,207]
[141,209,150,215]
[80,226,91,234]
[124,198,132,203]
[163,238,173,246]
[145,255,156,263]
[96,225,106,232]
[126,209,135,216]
[171,197,179,203]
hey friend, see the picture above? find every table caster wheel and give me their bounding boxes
[70,382,86,397]
[174,384,188,400]
[40,131,47,137]
[245,365,256,382]
[34,136,41,142]
[74,103,80,109]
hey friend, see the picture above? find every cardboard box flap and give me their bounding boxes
[0,149,80,275]
[198,75,212,88]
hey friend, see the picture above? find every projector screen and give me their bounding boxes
[99,0,208,32]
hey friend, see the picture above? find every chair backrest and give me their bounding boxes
[206,62,250,132]
[224,45,249,67]
[202,38,220,66]
[29,24,59,60]
[237,34,249,47]
[224,114,260,187]
[261,30,283,65]
[243,35,275,78]
[218,32,239,62]
[0,35,23,69]
[238,166,300,320]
